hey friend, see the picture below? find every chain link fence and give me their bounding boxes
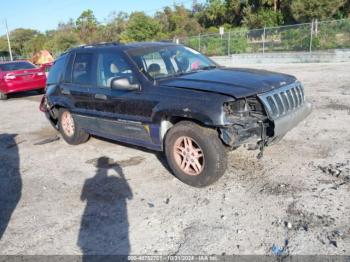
[176,18,350,56]
[0,55,28,62]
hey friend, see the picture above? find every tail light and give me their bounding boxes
[39,95,47,112]
[4,74,16,80]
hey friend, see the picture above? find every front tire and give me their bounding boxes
[0,91,7,100]
[165,121,227,187]
[58,109,89,145]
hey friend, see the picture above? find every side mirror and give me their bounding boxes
[110,77,139,91]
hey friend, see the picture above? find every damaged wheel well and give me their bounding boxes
[47,105,64,128]
[160,116,222,143]
[169,116,206,127]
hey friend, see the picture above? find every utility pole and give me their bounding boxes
[228,30,231,56]
[198,34,201,52]
[5,19,13,61]
[263,27,266,55]
[309,20,314,53]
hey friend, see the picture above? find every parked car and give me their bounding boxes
[40,62,53,77]
[40,42,312,187]
[0,60,46,100]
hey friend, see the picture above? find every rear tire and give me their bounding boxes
[37,88,45,94]
[0,91,7,100]
[58,109,89,145]
[165,121,227,187]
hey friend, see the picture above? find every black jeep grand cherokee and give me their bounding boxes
[41,42,312,187]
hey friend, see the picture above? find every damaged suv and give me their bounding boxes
[41,42,312,187]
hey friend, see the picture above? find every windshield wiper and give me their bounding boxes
[155,65,218,81]
[196,65,217,70]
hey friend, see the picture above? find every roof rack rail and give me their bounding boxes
[62,42,123,55]
[81,42,123,48]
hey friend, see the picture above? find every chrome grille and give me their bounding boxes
[258,82,305,119]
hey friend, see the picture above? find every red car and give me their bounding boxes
[0,60,46,100]
[40,62,53,77]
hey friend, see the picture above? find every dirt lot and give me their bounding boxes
[0,63,349,256]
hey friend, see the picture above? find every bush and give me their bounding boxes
[201,35,227,56]
[280,26,312,51]
[229,28,249,54]
[315,20,350,50]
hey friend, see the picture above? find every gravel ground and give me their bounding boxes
[0,63,349,256]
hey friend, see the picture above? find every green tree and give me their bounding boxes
[196,0,227,27]
[243,7,284,27]
[97,12,128,42]
[44,31,80,55]
[24,33,47,54]
[0,37,8,53]
[224,0,247,25]
[120,12,160,42]
[155,5,202,38]
[76,9,98,43]
[290,0,347,22]
[44,20,80,55]
[8,29,39,56]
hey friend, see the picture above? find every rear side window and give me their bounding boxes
[72,53,94,85]
[0,61,36,71]
[47,55,67,85]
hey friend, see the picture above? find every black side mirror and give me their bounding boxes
[110,77,140,91]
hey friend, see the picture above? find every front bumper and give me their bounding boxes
[257,81,313,144]
[272,100,312,138]
[221,82,312,149]
[220,100,312,148]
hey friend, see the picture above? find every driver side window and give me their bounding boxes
[143,52,168,78]
[96,52,136,88]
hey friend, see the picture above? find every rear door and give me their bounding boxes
[46,55,67,87]
[59,52,96,117]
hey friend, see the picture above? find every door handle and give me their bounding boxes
[61,89,70,95]
[95,94,107,100]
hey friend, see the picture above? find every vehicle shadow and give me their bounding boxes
[92,135,172,174]
[0,133,22,240]
[78,157,133,261]
[5,91,43,102]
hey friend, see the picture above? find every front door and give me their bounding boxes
[88,51,159,149]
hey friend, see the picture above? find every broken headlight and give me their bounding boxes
[224,98,265,118]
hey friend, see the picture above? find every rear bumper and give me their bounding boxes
[40,95,58,129]
[1,79,46,94]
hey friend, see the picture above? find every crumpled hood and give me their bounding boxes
[160,67,297,98]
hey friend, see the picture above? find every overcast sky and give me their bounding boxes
[0,0,201,35]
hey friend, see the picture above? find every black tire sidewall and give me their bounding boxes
[165,122,227,187]
[37,89,45,94]
[0,91,7,100]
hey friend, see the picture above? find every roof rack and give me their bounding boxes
[62,42,123,54]
[80,42,123,48]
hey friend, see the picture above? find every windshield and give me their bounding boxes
[127,45,217,80]
[0,61,36,72]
